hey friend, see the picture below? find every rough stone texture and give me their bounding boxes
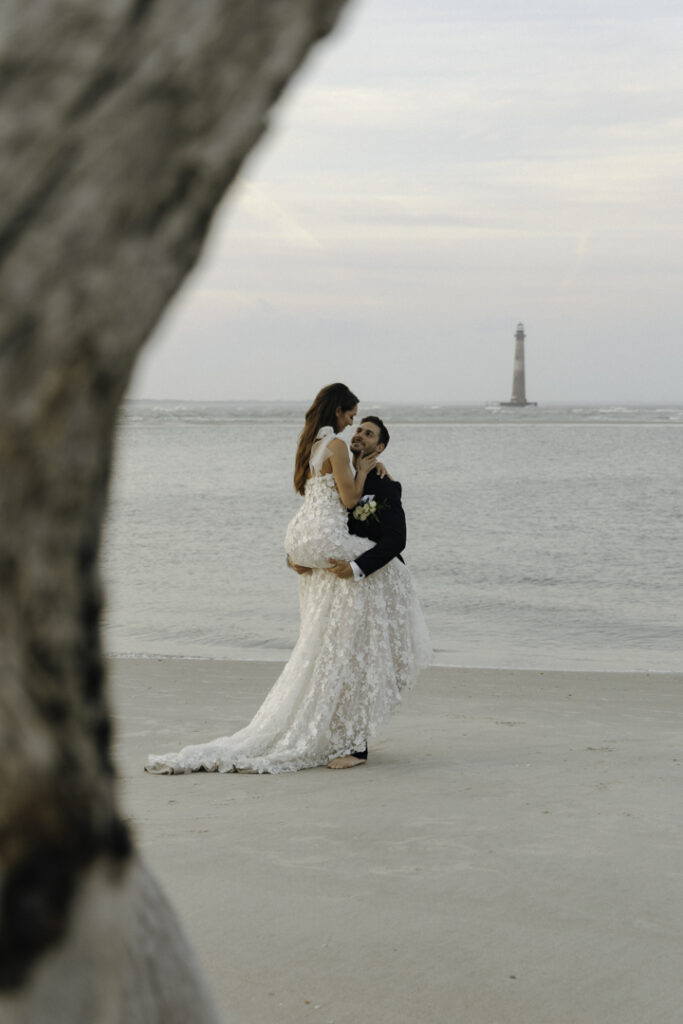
[0,0,348,1015]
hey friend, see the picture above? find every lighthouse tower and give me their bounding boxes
[502,323,536,407]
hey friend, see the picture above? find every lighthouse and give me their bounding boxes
[502,323,537,407]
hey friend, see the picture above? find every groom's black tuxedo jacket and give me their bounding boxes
[347,468,406,578]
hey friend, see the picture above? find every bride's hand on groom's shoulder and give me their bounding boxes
[357,453,392,479]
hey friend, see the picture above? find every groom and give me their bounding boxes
[290,415,407,769]
[327,415,406,583]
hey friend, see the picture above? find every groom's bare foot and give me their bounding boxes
[327,755,366,769]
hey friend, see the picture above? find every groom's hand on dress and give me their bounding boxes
[287,555,312,575]
[326,559,354,579]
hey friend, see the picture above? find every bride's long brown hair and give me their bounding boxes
[294,383,359,495]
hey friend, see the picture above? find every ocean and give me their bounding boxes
[102,401,683,674]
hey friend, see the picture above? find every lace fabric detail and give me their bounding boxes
[146,449,432,775]
[284,473,367,569]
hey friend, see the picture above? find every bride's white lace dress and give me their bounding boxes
[146,428,431,774]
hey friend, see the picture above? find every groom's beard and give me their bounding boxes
[351,443,378,467]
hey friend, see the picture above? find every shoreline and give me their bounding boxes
[107,650,682,677]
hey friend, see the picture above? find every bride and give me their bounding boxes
[146,383,431,774]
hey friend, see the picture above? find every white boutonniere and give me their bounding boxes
[352,495,388,523]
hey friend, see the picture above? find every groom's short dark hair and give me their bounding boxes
[362,415,390,449]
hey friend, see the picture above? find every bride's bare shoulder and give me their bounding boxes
[327,437,347,452]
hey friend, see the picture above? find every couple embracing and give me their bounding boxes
[147,383,431,775]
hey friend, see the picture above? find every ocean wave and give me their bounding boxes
[121,400,683,427]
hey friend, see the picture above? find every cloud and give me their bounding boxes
[134,0,683,404]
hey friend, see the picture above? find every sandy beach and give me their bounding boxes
[111,658,682,1024]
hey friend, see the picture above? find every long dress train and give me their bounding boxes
[146,428,431,774]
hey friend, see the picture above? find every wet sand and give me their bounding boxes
[111,658,683,1024]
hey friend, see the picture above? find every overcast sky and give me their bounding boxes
[131,0,683,405]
